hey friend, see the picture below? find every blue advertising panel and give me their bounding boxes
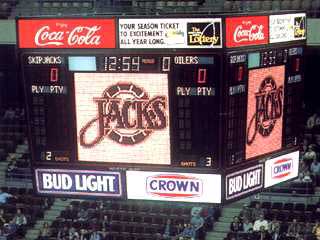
[35,169,123,197]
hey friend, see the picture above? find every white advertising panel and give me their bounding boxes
[119,18,222,48]
[264,151,300,188]
[225,164,263,200]
[269,13,306,43]
[126,171,221,203]
[35,169,122,197]
[74,72,171,164]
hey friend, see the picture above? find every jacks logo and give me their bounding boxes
[187,22,221,46]
[271,158,293,179]
[146,174,203,198]
[247,76,283,145]
[18,19,116,49]
[294,16,306,38]
[79,82,168,147]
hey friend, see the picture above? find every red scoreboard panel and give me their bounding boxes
[17,12,306,203]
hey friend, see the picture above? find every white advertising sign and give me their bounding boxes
[126,171,221,203]
[264,151,300,188]
[35,169,122,197]
[226,164,263,200]
[119,18,222,48]
[270,13,306,43]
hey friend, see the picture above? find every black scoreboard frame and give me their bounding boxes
[17,11,306,203]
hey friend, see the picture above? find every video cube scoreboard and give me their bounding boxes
[17,12,305,203]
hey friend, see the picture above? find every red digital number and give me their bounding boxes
[294,58,300,72]
[237,66,244,82]
[197,68,207,84]
[50,68,58,82]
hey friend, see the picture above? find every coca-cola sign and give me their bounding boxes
[18,19,116,49]
[226,16,269,48]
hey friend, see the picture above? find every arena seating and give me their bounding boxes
[224,199,319,240]
[0,187,53,239]
[49,199,219,239]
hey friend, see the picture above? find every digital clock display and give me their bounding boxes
[104,56,141,71]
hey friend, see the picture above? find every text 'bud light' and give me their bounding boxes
[226,165,263,200]
[35,169,122,197]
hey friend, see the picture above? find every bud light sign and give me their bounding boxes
[226,165,263,200]
[35,169,122,197]
[126,171,221,203]
[264,151,299,188]
[18,19,116,48]
[226,16,269,48]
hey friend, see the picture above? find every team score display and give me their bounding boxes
[180,156,213,167]
[40,151,70,162]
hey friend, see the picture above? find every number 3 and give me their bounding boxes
[205,157,212,167]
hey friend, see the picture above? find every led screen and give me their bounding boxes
[74,73,171,164]
[246,66,285,159]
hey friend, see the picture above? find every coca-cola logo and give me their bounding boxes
[234,24,265,43]
[79,83,168,147]
[226,16,268,48]
[18,19,115,49]
[247,76,283,145]
[34,25,102,47]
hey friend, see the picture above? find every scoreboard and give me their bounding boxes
[22,53,220,168]
[18,12,306,203]
[223,46,304,167]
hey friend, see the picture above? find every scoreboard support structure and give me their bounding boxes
[17,11,306,203]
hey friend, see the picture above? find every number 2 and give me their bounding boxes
[45,151,52,161]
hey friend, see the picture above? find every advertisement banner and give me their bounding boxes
[264,151,299,188]
[225,164,263,200]
[270,13,306,43]
[35,169,123,197]
[119,18,222,48]
[226,16,269,48]
[126,171,221,203]
[18,19,116,48]
[246,66,285,159]
[74,72,171,164]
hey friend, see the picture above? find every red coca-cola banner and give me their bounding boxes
[18,19,116,49]
[226,16,269,48]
